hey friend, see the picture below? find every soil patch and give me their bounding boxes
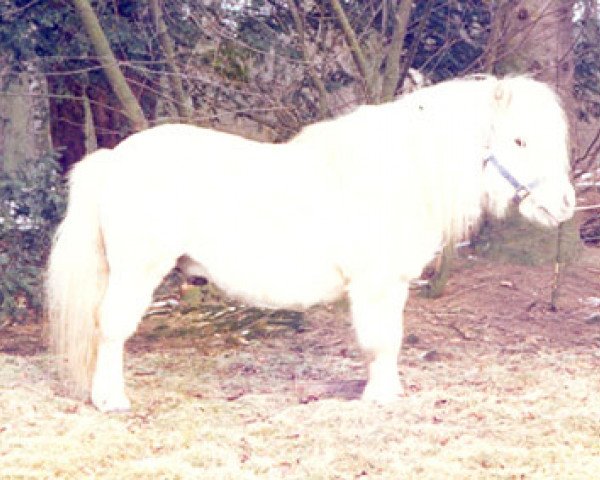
[1,249,600,479]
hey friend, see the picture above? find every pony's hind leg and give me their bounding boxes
[92,264,171,412]
[348,278,409,403]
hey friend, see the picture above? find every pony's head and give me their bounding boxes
[483,77,575,227]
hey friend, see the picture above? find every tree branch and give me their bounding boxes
[329,0,375,103]
[149,0,192,121]
[397,0,434,92]
[71,0,148,131]
[287,0,330,119]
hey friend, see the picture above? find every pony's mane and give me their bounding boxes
[396,75,499,244]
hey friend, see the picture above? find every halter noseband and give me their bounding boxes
[483,155,562,226]
[483,154,540,205]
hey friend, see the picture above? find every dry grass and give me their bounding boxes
[2,250,600,479]
[2,344,600,479]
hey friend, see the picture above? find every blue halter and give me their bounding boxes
[483,155,540,205]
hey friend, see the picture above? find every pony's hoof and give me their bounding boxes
[361,381,403,404]
[91,390,131,413]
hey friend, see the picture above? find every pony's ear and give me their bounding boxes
[493,81,513,110]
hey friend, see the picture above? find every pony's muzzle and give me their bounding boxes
[521,184,576,227]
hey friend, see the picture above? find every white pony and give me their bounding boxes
[47,75,575,412]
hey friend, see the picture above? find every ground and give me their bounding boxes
[1,248,600,479]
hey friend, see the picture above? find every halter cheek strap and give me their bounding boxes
[483,155,540,205]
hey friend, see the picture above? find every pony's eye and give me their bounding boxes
[515,138,526,147]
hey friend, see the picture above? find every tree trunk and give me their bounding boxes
[1,73,35,175]
[380,0,412,103]
[0,69,50,175]
[491,1,578,307]
[497,1,574,101]
[71,0,148,131]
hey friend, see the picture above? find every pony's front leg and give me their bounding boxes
[348,278,409,403]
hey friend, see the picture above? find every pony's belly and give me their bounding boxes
[183,254,345,309]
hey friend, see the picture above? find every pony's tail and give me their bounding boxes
[46,149,113,396]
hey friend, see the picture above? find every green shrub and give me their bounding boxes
[0,152,66,327]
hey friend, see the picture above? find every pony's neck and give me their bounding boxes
[412,83,496,244]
